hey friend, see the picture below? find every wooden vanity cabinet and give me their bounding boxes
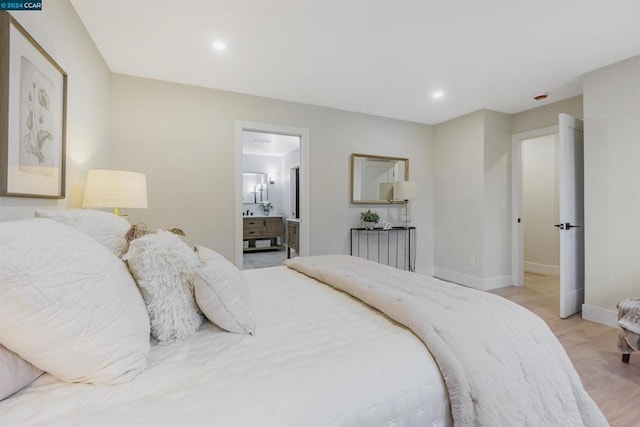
[286,220,299,258]
[243,217,283,252]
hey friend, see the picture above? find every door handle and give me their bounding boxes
[554,223,580,230]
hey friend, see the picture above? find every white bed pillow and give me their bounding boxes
[0,219,150,384]
[193,246,255,334]
[123,231,202,344]
[0,344,43,401]
[34,209,130,257]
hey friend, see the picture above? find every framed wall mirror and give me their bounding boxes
[243,172,268,204]
[351,153,409,204]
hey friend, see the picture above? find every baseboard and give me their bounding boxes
[433,268,483,289]
[582,304,618,328]
[432,268,513,291]
[483,275,513,291]
[415,266,434,276]
[524,261,559,276]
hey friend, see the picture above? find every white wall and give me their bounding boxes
[110,74,434,269]
[582,55,640,325]
[0,3,112,221]
[522,134,559,274]
[433,111,486,284]
[512,96,583,134]
[483,110,512,285]
[433,109,511,290]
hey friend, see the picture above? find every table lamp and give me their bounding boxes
[82,169,148,215]
[394,180,417,228]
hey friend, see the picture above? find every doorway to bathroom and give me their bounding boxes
[235,121,309,270]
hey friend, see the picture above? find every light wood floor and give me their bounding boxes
[490,273,640,427]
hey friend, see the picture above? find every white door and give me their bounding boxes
[558,113,585,318]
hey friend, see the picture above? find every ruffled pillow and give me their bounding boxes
[34,209,130,257]
[193,246,255,334]
[124,231,202,343]
[0,219,150,384]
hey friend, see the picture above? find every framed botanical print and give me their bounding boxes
[0,11,67,198]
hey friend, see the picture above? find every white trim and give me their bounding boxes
[415,266,434,276]
[511,136,524,286]
[483,275,513,290]
[235,121,311,268]
[582,304,618,328]
[511,125,558,287]
[235,124,243,268]
[432,268,511,291]
[434,268,484,289]
[523,261,560,276]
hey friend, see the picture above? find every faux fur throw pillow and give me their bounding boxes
[125,223,186,244]
[123,231,202,343]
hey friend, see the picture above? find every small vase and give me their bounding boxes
[263,210,270,216]
[363,221,376,230]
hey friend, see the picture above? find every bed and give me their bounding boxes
[0,214,607,426]
[0,265,450,426]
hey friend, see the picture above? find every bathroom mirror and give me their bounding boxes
[243,172,268,204]
[351,153,409,204]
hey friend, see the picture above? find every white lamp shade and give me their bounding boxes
[82,169,148,209]
[393,180,417,201]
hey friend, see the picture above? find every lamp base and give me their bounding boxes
[112,208,127,217]
[402,200,410,228]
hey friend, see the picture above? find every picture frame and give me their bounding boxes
[0,11,67,198]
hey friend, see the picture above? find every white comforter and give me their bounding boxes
[286,255,609,427]
[0,266,450,426]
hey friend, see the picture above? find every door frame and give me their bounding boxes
[234,121,310,268]
[511,125,558,286]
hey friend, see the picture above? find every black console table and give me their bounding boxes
[350,226,416,272]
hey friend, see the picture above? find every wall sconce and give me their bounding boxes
[82,169,148,216]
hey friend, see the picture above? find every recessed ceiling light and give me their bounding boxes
[432,90,444,99]
[212,41,227,51]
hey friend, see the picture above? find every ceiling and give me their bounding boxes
[242,131,300,156]
[71,1,640,125]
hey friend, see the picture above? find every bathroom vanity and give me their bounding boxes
[286,219,300,258]
[243,216,283,252]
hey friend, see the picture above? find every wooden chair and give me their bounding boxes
[617,298,640,363]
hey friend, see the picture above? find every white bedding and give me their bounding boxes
[286,255,608,427]
[0,266,451,427]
